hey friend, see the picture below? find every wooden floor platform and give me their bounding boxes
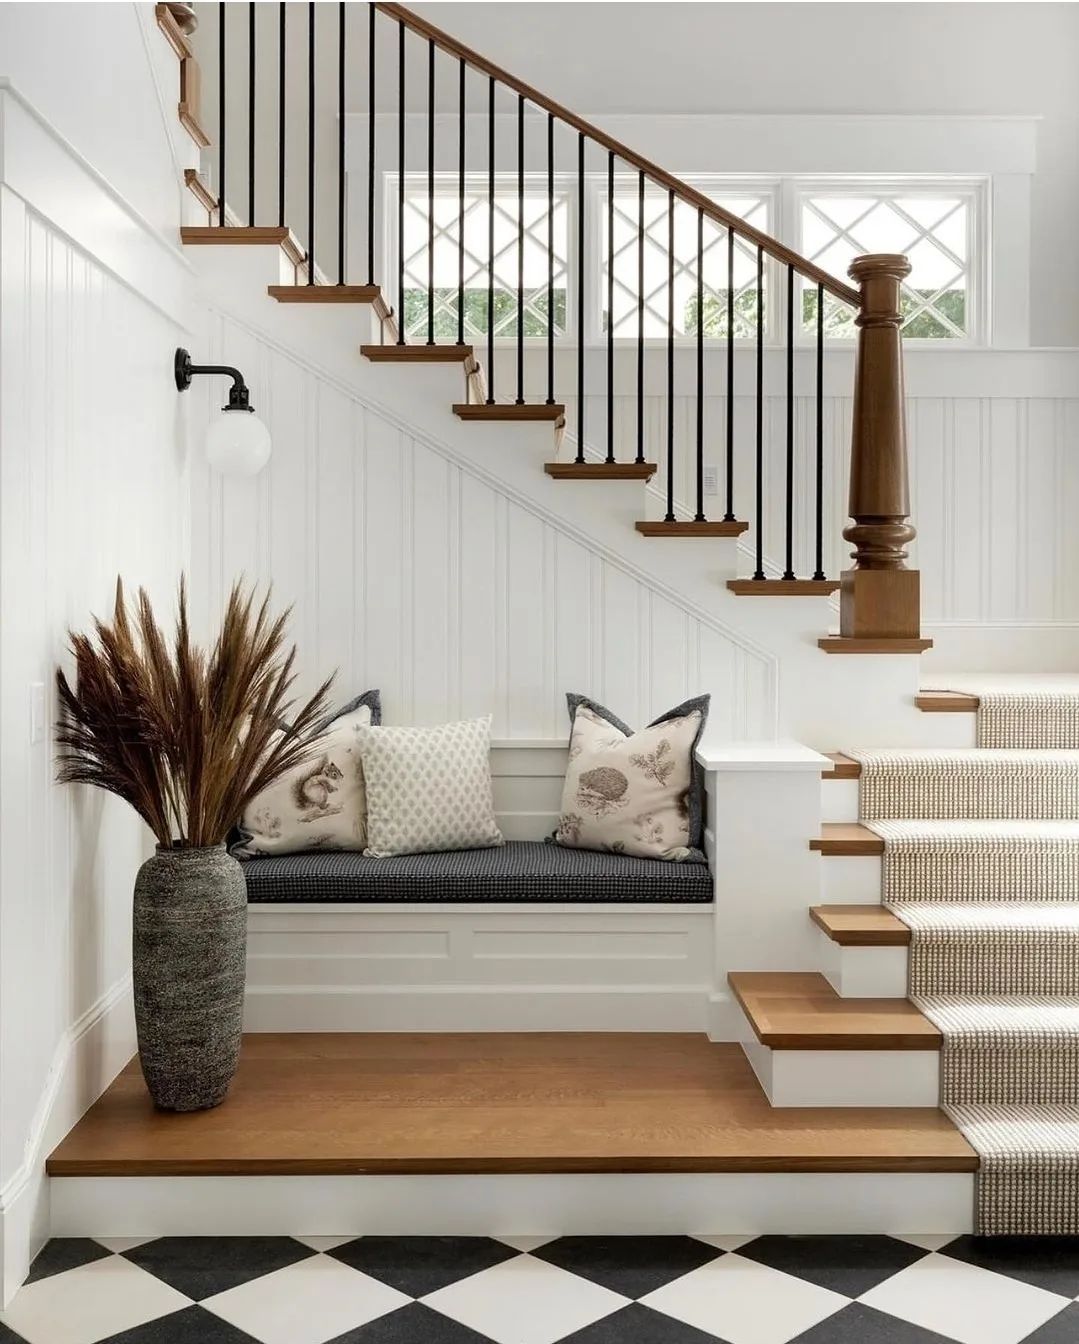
[48,1034,975,1177]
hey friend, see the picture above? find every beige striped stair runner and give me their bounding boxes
[847,694,1079,1235]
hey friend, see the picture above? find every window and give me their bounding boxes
[398,174,569,344]
[602,181,776,340]
[796,181,984,341]
[391,173,985,346]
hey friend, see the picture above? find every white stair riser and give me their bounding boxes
[816,927,909,999]
[50,1172,974,1238]
[739,1035,940,1107]
[822,779,860,823]
[820,854,883,903]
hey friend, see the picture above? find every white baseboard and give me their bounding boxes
[50,1171,974,1238]
[0,978,136,1307]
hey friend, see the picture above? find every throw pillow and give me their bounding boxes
[233,690,381,857]
[553,693,709,861]
[356,715,504,857]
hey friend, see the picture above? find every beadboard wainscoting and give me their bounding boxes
[0,81,195,1300]
[188,312,777,739]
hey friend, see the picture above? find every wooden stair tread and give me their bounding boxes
[269,285,380,303]
[916,690,980,712]
[44,1034,972,1175]
[728,579,840,596]
[636,521,748,537]
[818,637,934,655]
[729,972,939,1051]
[182,226,292,245]
[810,905,909,946]
[545,462,656,480]
[810,823,883,856]
[822,752,861,780]
[361,344,473,362]
[454,403,565,421]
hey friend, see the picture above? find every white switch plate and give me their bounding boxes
[30,682,46,745]
[702,464,719,496]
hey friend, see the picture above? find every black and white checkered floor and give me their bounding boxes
[5,1234,1079,1344]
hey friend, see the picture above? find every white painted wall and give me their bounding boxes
[0,7,197,1302]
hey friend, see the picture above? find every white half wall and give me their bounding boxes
[0,33,196,1302]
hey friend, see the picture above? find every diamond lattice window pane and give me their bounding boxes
[602,186,773,339]
[799,189,973,340]
[400,177,569,342]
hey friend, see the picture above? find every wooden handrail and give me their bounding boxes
[375,2,861,308]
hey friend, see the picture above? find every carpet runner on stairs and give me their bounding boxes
[847,719,1079,1235]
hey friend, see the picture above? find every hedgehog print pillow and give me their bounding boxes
[553,693,710,862]
[233,690,381,857]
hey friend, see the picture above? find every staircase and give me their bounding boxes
[157,3,1079,1237]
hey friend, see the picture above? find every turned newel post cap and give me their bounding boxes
[849,253,911,327]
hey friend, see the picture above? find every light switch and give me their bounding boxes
[702,464,719,496]
[30,682,46,745]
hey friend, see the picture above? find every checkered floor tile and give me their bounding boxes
[4,1235,1079,1343]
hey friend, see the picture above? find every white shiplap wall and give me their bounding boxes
[0,73,194,1299]
[190,313,774,739]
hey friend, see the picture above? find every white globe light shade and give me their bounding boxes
[205,409,271,476]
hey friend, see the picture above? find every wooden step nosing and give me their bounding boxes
[360,344,474,362]
[727,579,841,596]
[635,521,749,537]
[915,691,980,713]
[810,824,884,857]
[821,752,861,780]
[545,463,657,480]
[729,972,940,1051]
[819,637,934,655]
[809,905,911,947]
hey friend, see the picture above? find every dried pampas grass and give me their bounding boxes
[55,578,333,849]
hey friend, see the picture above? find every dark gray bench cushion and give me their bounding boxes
[240,840,713,904]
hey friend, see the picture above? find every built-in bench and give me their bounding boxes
[240,840,713,904]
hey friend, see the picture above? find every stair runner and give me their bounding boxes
[848,712,1079,1235]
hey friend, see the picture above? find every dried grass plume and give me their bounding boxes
[55,578,334,849]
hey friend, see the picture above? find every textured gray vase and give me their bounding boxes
[132,844,247,1112]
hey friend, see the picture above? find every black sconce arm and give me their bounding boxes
[174,347,253,411]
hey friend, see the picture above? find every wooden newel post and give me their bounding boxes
[838,253,928,648]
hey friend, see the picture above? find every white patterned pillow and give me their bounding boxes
[356,716,504,857]
[234,691,381,857]
[554,694,709,861]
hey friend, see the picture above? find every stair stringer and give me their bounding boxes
[186,246,943,747]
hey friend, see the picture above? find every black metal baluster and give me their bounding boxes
[307,1,315,283]
[575,131,584,463]
[606,151,614,463]
[486,75,495,401]
[396,19,405,338]
[665,189,675,522]
[695,209,705,521]
[278,2,286,229]
[515,94,524,404]
[724,227,735,521]
[426,38,435,341]
[338,1,346,284]
[248,2,256,225]
[366,3,375,283]
[636,170,644,465]
[457,58,465,347]
[546,112,554,405]
[218,1,226,226]
[783,265,795,578]
[813,283,826,580]
[753,244,764,579]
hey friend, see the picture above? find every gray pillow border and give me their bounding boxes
[232,688,382,857]
[563,692,711,855]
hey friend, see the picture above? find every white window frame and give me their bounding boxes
[384,170,990,349]
[784,175,990,347]
[589,173,782,347]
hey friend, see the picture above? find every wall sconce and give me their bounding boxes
[174,348,271,477]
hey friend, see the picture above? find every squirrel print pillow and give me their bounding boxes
[234,692,380,857]
[554,694,709,862]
